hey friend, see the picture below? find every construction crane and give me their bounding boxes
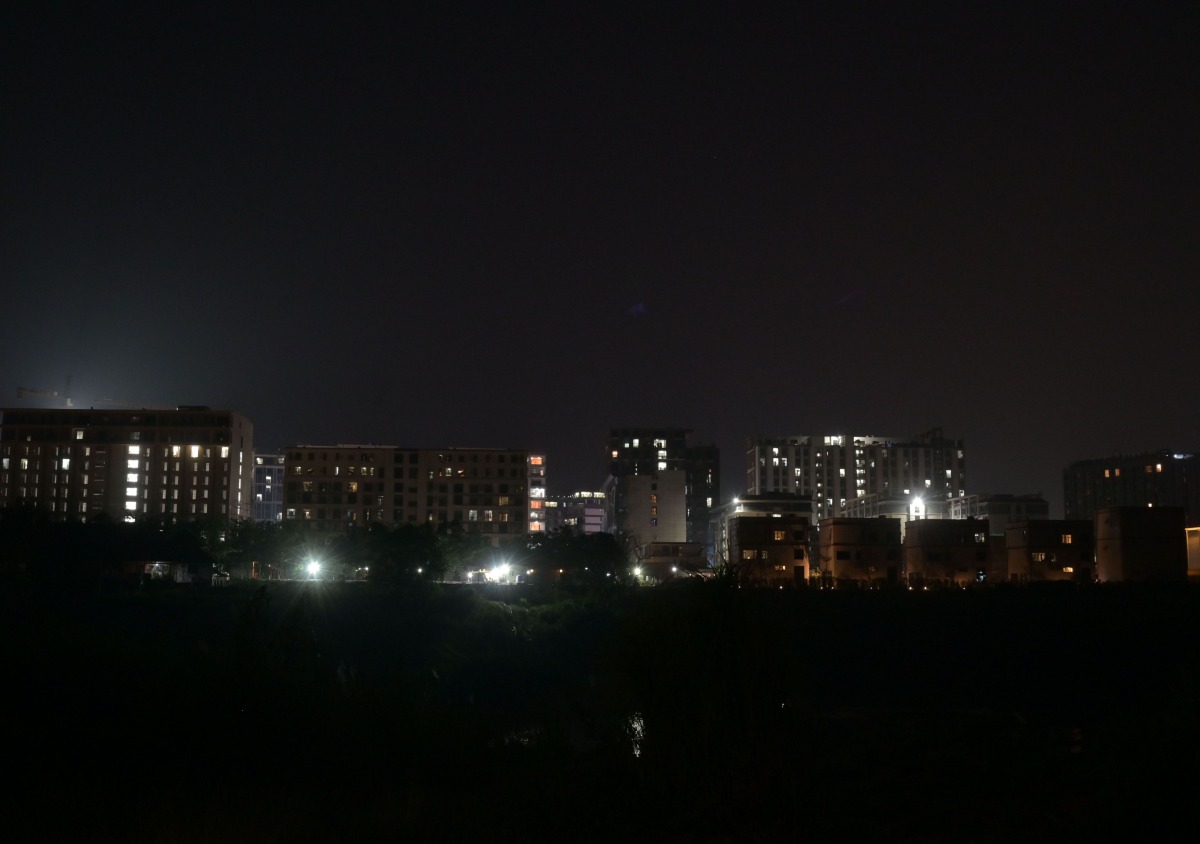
[90,397,176,410]
[16,384,74,407]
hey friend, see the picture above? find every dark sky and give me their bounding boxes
[3,2,1197,514]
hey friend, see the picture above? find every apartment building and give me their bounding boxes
[282,445,530,545]
[0,406,253,522]
[1064,451,1199,526]
[746,429,965,522]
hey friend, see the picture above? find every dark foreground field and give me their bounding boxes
[3,579,1198,842]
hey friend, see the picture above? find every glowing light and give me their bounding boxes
[633,566,642,577]
[306,561,320,576]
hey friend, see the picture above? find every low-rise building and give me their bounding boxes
[904,518,994,587]
[1005,520,1094,583]
[712,494,812,587]
[816,517,903,587]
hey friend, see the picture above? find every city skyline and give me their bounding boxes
[4,3,1196,517]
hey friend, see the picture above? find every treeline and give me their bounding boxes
[0,506,630,588]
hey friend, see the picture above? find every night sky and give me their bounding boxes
[3,2,1197,514]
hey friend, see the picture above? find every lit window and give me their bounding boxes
[127,459,139,469]
[190,446,200,458]
[221,446,230,458]
[128,446,140,455]
[657,461,667,470]
[126,473,138,483]
[1061,534,1073,544]
[125,501,137,511]
[773,530,785,541]
[172,446,181,458]
[530,456,543,466]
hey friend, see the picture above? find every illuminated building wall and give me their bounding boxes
[710,493,812,586]
[282,445,530,546]
[745,429,966,523]
[621,471,687,548]
[527,453,546,533]
[0,406,253,522]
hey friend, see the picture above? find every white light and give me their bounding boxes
[417,567,423,574]
[633,567,642,577]
[306,561,320,576]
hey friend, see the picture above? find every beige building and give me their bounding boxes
[608,469,688,554]
[815,517,903,587]
[282,445,530,545]
[0,406,254,522]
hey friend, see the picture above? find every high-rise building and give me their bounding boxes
[253,452,286,522]
[281,445,530,545]
[745,429,966,522]
[1063,451,1199,526]
[0,406,254,522]
[605,427,719,549]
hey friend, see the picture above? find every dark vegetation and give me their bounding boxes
[2,514,1199,842]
